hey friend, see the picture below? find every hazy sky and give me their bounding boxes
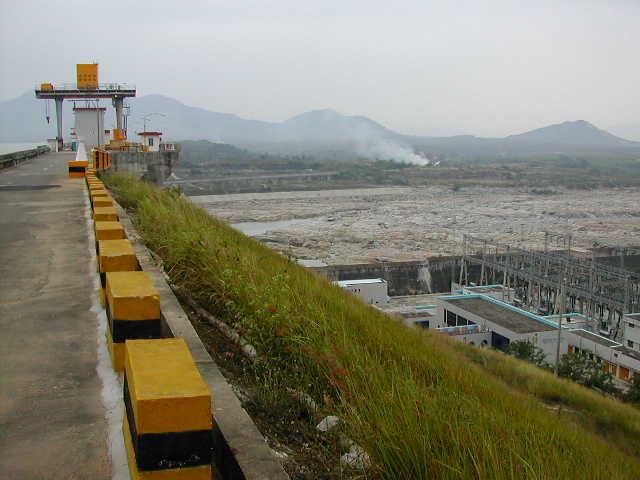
[1,0,639,139]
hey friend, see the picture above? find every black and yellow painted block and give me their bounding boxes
[106,271,159,322]
[98,239,138,284]
[89,190,110,209]
[68,160,88,178]
[97,239,139,307]
[89,190,109,201]
[89,188,107,200]
[99,239,137,273]
[106,272,161,370]
[123,338,212,479]
[95,221,126,241]
[92,196,114,209]
[93,206,119,222]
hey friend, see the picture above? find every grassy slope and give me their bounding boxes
[105,173,640,479]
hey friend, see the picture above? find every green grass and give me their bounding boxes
[104,173,640,479]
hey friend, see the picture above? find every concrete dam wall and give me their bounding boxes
[314,256,481,295]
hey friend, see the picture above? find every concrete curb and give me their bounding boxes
[112,200,290,480]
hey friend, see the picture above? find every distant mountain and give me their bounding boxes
[278,109,394,141]
[1,91,639,160]
[505,120,635,146]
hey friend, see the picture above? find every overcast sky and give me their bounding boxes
[1,0,639,139]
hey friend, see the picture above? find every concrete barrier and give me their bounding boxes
[89,191,111,210]
[68,160,88,178]
[0,145,49,170]
[123,338,213,479]
[92,197,113,209]
[97,239,139,307]
[94,221,126,241]
[93,206,119,222]
[106,271,161,371]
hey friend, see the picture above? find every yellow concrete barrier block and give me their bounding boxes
[125,338,212,433]
[93,206,118,221]
[92,197,113,208]
[89,188,107,197]
[90,190,107,199]
[68,160,88,178]
[95,221,125,241]
[106,272,159,321]
[123,338,212,477]
[88,183,105,191]
[98,239,138,274]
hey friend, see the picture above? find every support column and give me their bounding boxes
[113,97,124,133]
[55,97,64,151]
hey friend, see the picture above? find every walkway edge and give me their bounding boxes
[112,199,290,480]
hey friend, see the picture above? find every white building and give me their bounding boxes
[623,313,640,352]
[73,107,105,150]
[435,293,640,384]
[336,278,389,305]
[138,131,162,152]
[439,294,562,357]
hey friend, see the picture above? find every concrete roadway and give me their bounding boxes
[0,153,110,478]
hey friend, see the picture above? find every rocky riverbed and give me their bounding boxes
[190,186,640,264]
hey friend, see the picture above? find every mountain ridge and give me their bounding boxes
[1,91,638,159]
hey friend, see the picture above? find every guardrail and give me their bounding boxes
[0,145,50,170]
[35,82,136,91]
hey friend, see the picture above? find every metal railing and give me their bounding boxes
[35,82,136,91]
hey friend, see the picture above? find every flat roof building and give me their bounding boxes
[336,278,389,305]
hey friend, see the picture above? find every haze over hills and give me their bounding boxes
[2,91,639,161]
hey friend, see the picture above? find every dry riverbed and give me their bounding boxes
[190,186,640,264]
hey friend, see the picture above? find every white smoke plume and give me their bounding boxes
[355,138,430,166]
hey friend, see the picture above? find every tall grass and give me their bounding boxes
[105,173,640,479]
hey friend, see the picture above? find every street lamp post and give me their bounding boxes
[142,112,166,133]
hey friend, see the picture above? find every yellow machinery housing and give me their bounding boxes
[77,63,99,89]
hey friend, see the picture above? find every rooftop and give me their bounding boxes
[336,278,386,286]
[463,285,508,293]
[570,329,621,348]
[443,296,556,334]
[297,259,328,268]
[613,346,640,362]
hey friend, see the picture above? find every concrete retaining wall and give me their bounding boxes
[110,150,179,184]
[0,145,50,169]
